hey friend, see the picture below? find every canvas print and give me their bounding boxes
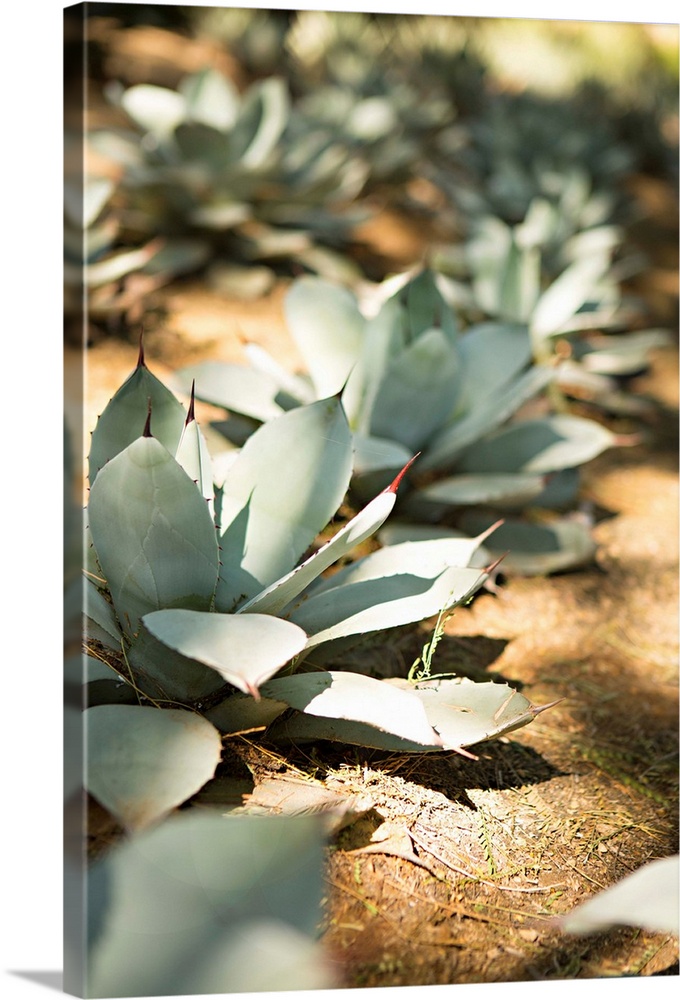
[63,3,679,996]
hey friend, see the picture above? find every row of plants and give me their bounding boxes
[76,338,677,993]
[69,11,677,327]
[77,346,566,994]
[69,12,678,995]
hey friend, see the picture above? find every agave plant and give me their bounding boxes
[88,66,369,283]
[175,267,625,575]
[431,208,673,418]
[63,165,208,334]
[429,87,638,231]
[83,345,556,840]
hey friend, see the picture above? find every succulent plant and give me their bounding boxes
[176,267,624,575]
[429,88,638,232]
[82,345,556,855]
[63,142,210,336]
[89,66,370,283]
[430,206,673,420]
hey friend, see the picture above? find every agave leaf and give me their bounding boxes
[388,677,552,750]
[235,77,290,170]
[189,201,252,229]
[266,712,444,751]
[142,238,211,277]
[243,342,316,404]
[412,472,546,509]
[529,467,582,509]
[88,437,220,638]
[205,691,291,735]
[420,365,555,473]
[342,296,404,430]
[377,524,492,568]
[456,414,617,476]
[284,276,365,398]
[128,625,228,703]
[307,530,496,596]
[352,433,413,477]
[559,855,680,936]
[579,328,673,377]
[456,322,533,412]
[530,253,611,341]
[258,671,442,747]
[179,68,240,131]
[120,83,186,139]
[142,609,308,697]
[85,705,222,832]
[238,458,415,617]
[84,578,122,648]
[84,241,164,287]
[368,327,461,451]
[458,513,597,575]
[289,563,487,651]
[217,397,352,611]
[173,120,234,170]
[87,813,331,997]
[88,354,187,484]
[498,240,541,323]
[396,269,458,345]
[68,176,113,227]
[173,361,289,422]
[174,392,214,512]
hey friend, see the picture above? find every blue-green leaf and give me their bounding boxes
[531,253,611,340]
[142,609,307,696]
[388,676,555,750]
[456,414,617,475]
[420,365,554,473]
[289,561,487,651]
[88,437,220,637]
[85,705,222,831]
[217,397,353,610]
[239,458,416,617]
[260,671,442,747]
[173,361,289,422]
[87,813,331,997]
[458,513,597,575]
[284,276,365,398]
[88,356,186,485]
[369,327,461,450]
[456,322,532,412]
[559,855,680,936]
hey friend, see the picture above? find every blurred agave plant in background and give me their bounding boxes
[173,267,633,576]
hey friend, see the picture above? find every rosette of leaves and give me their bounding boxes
[89,67,368,282]
[82,347,555,837]
[176,268,622,575]
[63,163,208,333]
[429,88,638,232]
[284,9,457,201]
[431,209,673,419]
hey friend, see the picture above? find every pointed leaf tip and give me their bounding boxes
[384,453,421,495]
[136,332,146,369]
[531,697,564,717]
[614,432,643,449]
[143,397,152,438]
[484,551,508,576]
[185,380,196,426]
[477,519,505,546]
